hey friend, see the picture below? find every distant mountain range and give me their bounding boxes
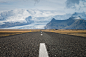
[0,9,86,29]
[0,9,60,29]
[45,16,86,29]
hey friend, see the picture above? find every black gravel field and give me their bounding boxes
[0,32,86,57]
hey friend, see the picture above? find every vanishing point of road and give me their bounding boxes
[0,32,86,57]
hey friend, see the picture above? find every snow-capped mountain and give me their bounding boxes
[0,9,63,29]
[53,14,72,20]
[71,12,86,20]
[45,17,86,29]
[0,9,86,29]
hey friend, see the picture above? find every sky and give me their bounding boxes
[0,0,86,14]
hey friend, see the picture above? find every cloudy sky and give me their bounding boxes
[0,0,86,13]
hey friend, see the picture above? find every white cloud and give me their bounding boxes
[0,0,86,14]
[66,0,86,9]
[66,0,80,8]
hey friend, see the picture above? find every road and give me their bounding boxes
[0,32,86,57]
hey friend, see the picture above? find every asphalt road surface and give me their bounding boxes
[0,32,86,57]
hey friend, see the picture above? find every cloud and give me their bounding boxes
[0,0,40,6]
[66,0,86,9]
[66,0,80,8]
[34,0,40,3]
[0,1,7,3]
[0,0,40,3]
[33,0,40,5]
[0,0,86,13]
[0,0,13,2]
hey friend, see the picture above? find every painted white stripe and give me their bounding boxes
[39,43,49,57]
[41,34,43,36]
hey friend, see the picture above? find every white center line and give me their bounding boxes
[41,34,43,36]
[39,43,49,57]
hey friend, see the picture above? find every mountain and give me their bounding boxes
[45,17,86,29]
[71,12,86,20]
[0,16,34,28]
[52,14,72,20]
[0,9,61,29]
[0,9,86,29]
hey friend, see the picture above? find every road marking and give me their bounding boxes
[39,43,49,57]
[41,34,43,36]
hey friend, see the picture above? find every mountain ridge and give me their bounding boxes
[45,17,86,29]
[0,9,86,29]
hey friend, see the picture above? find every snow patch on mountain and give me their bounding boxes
[0,9,31,23]
[0,9,65,24]
[2,23,45,29]
[0,9,86,29]
[53,14,72,20]
[72,12,86,20]
[0,9,66,29]
[74,16,82,19]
